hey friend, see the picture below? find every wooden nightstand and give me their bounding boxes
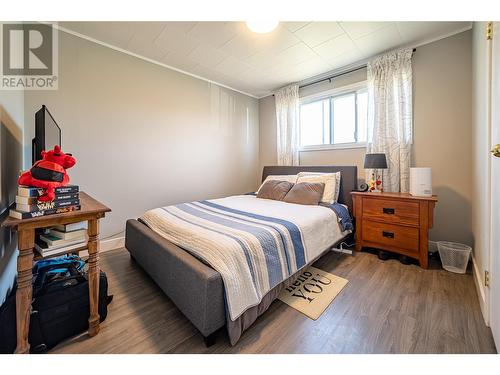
[351,192,437,269]
[2,192,110,354]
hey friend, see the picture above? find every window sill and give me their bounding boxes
[300,143,366,152]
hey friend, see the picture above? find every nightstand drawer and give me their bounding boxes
[362,220,419,253]
[363,197,419,225]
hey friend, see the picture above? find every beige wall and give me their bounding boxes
[412,30,472,245]
[259,30,473,244]
[24,31,260,238]
[471,22,490,318]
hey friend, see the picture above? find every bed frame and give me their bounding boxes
[124,166,358,346]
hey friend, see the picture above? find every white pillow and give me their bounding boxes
[257,175,298,193]
[297,171,341,204]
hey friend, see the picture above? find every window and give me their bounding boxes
[299,85,368,149]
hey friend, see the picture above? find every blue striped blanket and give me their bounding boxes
[141,195,347,320]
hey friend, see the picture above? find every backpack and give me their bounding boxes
[0,255,113,353]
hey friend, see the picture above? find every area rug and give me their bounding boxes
[278,266,348,320]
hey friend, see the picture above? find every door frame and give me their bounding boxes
[473,22,493,326]
[486,21,493,325]
[488,20,500,347]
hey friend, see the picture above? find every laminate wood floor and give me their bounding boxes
[51,248,497,354]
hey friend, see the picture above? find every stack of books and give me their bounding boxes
[35,221,88,257]
[9,185,81,219]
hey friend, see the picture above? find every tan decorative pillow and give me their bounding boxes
[257,180,294,201]
[283,182,325,205]
[257,174,297,193]
[296,172,339,205]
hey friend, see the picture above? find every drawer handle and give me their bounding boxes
[383,208,395,215]
[382,231,394,239]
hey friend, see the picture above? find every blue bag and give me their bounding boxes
[32,255,86,294]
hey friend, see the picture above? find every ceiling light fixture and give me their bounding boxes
[246,20,279,34]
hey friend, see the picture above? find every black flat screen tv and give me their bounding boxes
[32,105,61,164]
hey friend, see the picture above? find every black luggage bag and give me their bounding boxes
[0,285,17,354]
[0,258,112,354]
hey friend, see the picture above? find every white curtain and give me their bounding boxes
[275,83,300,166]
[366,48,413,192]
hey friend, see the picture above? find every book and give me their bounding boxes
[16,198,80,213]
[53,221,87,232]
[51,192,79,201]
[9,205,81,219]
[48,228,87,240]
[16,193,79,205]
[15,196,38,205]
[36,235,86,250]
[17,184,79,197]
[40,233,86,247]
[35,238,86,257]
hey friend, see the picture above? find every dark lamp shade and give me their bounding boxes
[364,153,388,169]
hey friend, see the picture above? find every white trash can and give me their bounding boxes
[437,241,472,274]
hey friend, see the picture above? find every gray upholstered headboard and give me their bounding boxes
[261,166,358,213]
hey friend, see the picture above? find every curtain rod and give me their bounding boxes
[273,48,417,94]
[299,65,367,90]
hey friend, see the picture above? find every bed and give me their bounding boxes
[124,165,358,346]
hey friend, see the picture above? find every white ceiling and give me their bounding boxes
[59,21,471,98]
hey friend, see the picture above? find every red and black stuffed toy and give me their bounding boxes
[18,145,76,202]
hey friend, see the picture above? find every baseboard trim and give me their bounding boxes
[472,254,489,326]
[78,236,125,258]
[100,236,125,252]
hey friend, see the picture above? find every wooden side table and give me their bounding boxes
[351,191,437,269]
[2,192,110,354]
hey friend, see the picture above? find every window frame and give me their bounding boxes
[299,81,368,151]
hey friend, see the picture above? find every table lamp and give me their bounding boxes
[364,153,387,192]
